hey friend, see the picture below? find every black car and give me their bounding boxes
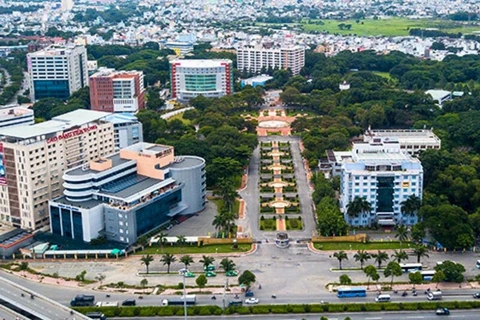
[122,299,136,306]
[473,293,480,299]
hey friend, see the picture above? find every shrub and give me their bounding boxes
[270,305,287,313]
[327,304,346,312]
[402,303,418,310]
[345,304,362,312]
[251,306,270,314]
[177,282,184,289]
[383,304,401,311]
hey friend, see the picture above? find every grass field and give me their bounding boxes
[372,71,392,79]
[209,198,241,217]
[261,18,480,37]
[314,241,412,251]
[167,112,191,125]
[134,243,252,255]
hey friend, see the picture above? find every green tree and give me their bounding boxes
[412,245,429,263]
[333,251,348,270]
[140,278,148,293]
[196,274,208,291]
[401,195,422,218]
[432,270,446,288]
[346,197,372,218]
[383,261,402,288]
[199,255,215,271]
[220,258,236,272]
[339,274,352,285]
[95,273,106,287]
[160,253,176,274]
[214,178,238,213]
[372,251,389,269]
[316,197,348,236]
[180,255,194,269]
[140,254,154,274]
[435,260,466,283]
[364,265,378,289]
[176,235,187,247]
[391,250,409,264]
[157,232,168,251]
[238,270,256,288]
[409,271,423,289]
[395,225,409,246]
[353,250,371,270]
[410,224,425,244]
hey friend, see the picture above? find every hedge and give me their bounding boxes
[75,300,480,317]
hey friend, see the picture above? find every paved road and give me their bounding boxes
[108,310,480,319]
[0,275,88,320]
[0,304,25,320]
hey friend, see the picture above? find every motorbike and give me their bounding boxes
[106,294,111,298]
[393,290,398,294]
[402,291,408,297]
[211,296,216,300]
[271,294,277,299]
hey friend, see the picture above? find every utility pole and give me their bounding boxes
[183,270,187,320]
[222,277,229,311]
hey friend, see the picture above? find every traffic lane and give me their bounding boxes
[0,305,25,320]
[110,309,480,320]
[0,278,78,319]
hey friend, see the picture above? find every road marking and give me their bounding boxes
[406,317,424,319]
[366,318,382,320]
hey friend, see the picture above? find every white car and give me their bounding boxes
[244,298,259,304]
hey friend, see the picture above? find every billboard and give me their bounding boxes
[0,143,6,185]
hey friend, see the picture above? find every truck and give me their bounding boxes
[427,291,442,301]
[161,295,196,306]
[71,294,95,306]
[95,301,119,307]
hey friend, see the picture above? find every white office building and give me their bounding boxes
[104,113,143,151]
[0,105,34,129]
[28,44,88,101]
[332,138,423,227]
[170,59,233,100]
[364,128,441,155]
[236,43,305,75]
[0,110,114,230]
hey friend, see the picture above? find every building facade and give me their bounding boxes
[170,59,233,100]
[104,113,143,151]
[90,68,145,113]
[333,138,423,227]
[0,105,34,129]
[28,45,89,101]
[363,128,441,155]
[49,142,206,244]
[236,44,305,75]
[0,110,114,230]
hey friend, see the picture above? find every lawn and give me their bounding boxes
[209,198,240,216]
[372,71,392,80]
[167,112,191,125]
[285,218,303,231]
[134,243,252,255]
[259,217,277,231]
[314,241,412,251]
[260,18,480,37]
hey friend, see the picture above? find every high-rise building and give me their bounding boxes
[89,68,145,113]
[0,110,114,230]
[28,45,88,101]
[49,142,206,243]
[0,105,34,129]
[236,43,305,75]
[104,113,143,151]
[170,59,233,100]
[331,138,423,227]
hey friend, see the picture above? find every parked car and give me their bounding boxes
[244,298,259,304]
[184,271,195,278]
[203,264,215,271]
[435,307,450,316]
[205,271,217,277]
[226,270,239,277]
[473,292,480,299]
[245,290,254,297]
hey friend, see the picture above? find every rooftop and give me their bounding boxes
[0,109,111,140]
[28,44,84,57]
[90,68,142,78]
[52,196,103,210]
[66,153,131,176]
[0,229,32,248]
[242,75,274,83]
[99,176,170,200]
[364,129,441,144]
[104,113,139,125]
[171,59,232,68]
[426,89,451,101]
[168,156,205,169]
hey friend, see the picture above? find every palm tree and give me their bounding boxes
[214,178,238,213]
[372,250,389,269]
[140,254,154,274]
[395,225,409,246]
[346,197,372,218]
[176,235,187,251]
[412,245,429,263]
[180,255,194,269]
[401,195,422,217]
[212,208,236,237]
[391,250,409,264]
[333,251,348,270]
[199,255,215,270]
[157,232,168,251]
[353,250,371,270]
[160,253,176,274]
[220,258,236,272]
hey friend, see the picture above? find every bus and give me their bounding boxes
[420,270,436,281]
[337,287,367,298]
[162,295,197,306]
[399,263,423,273]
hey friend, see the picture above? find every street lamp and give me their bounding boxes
[222,276,229,311]
[182,269,188,320]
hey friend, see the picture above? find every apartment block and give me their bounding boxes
[104,113,143,151]
[90,68,145,113]
[236,43,305,75]
[28,44,88,101]
[0,110,114,230]
[0,105,34,129]
[363,128,441,155]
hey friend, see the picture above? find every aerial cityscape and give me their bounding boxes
[1,0,480,319]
